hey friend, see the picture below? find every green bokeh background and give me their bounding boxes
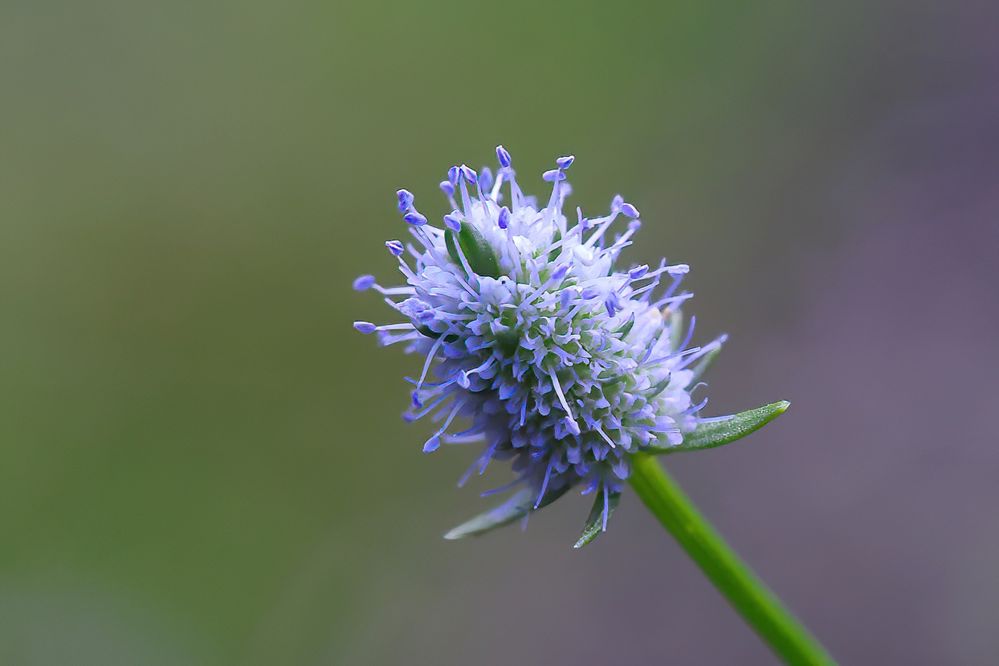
[4,1,997,664]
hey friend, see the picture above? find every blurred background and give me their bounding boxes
[2,1,997,664]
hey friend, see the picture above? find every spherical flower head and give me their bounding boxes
[354,146,726,536]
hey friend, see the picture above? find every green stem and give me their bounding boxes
[628,454,835,666]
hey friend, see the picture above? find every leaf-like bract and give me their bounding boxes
[445,224,501,278]
[573,488,621,549]
[444,484,570,540]
[648,401,789,455]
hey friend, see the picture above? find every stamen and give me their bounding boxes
[601,482,610,531]
[534,458,555,508]
[496,145,512,168]
[582,211,621,249]
[619,202,639,218]
[405,392,451,422]
[457,165,476,217]
[594,424,617,449]
[675,334,728,370]
[459,357,496,388]
[481,476,526,498]
[677,315,697,352]
[404,211,427,226]
[396,188,414,212]
[423,399,466,453]
[698,414,735,424]
[629,264,649,280]
[645,346,703,367]
[479,167,494,194]
[548,370,578,433]
[352,275,376,291]
[423,401,465,453]
[497,206,510,229]
[416,336,445,392]
[374,285,415,296]
[376,331,420,347]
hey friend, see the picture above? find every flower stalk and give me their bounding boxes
[628,454,835,666]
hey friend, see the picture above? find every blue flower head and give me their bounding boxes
[354,147,727,542]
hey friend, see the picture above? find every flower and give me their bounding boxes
[354,146,726,537]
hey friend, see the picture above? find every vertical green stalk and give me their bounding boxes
[628,454,835,666]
